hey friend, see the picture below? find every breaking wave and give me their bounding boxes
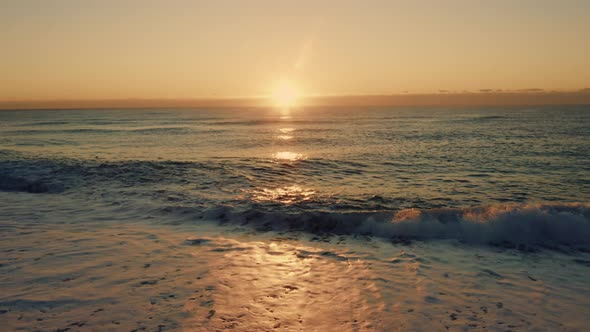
[1,151,589,246]
[158,202,590,246]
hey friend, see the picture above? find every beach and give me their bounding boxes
[1,192,590,331]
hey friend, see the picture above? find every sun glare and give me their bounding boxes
[271,81,300,108]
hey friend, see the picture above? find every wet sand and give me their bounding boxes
[1,217,590,332]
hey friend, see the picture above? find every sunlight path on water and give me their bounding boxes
[181,238,386,331]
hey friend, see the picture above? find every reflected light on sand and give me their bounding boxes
[181,237,379,331]
[250,185,315,204]
[273,151,305,161]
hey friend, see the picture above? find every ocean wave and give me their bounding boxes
[0,155,208,192]
[458,115,509,122]
[158,203,590,246]
[0,174,63,193]
[1,152,589,246]
[4,128,120,135]
[386,203,590,245]
[3,127,222,135]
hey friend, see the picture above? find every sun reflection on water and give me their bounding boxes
[278,127,295,133]
[250,185,315,204]
[273,151,305,161]
[277,135,293,140]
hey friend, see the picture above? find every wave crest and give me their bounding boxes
[163,203,590,246]
[385,203,590,245]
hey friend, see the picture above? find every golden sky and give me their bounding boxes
[1,0,589,101]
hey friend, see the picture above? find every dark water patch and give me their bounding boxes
[478,269,504,279]
[319,251,348,261]
[0,298,109,310]
[16,121,71,126]
[454,115,509,123]
[572,259,590,267]
[0,175,61,193]
[184,238,212,246]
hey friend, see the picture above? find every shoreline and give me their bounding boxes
[1,217,589,331]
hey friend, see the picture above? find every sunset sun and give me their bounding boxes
[271,81,300,108]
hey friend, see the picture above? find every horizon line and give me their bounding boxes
[2,90,590,110]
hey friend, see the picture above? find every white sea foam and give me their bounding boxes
[382,203,590,245]
[190,202,590,246]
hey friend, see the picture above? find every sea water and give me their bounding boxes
[1,106,589,331]
[1,106,588,244]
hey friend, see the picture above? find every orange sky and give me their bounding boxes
[1,0,589,102]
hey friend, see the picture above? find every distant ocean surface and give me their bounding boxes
[1,106,589,245]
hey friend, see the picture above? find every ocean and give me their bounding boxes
[1,106,589,331]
